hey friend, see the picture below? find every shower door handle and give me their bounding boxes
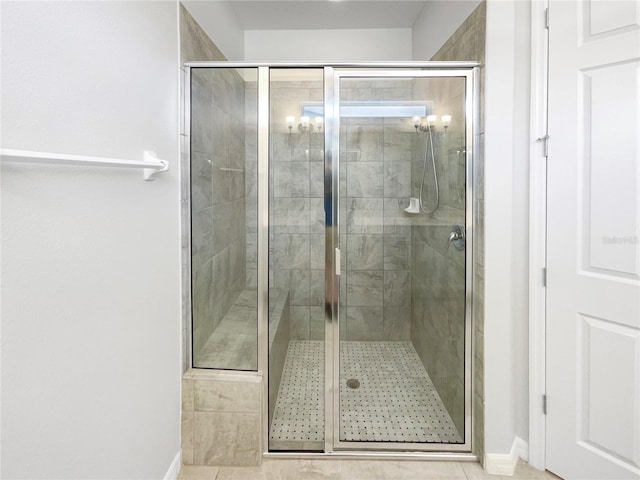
[335,247,341,276]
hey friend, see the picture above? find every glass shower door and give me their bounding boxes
[331,71,472,451]
[267,68,326,451]
[264,67,474,453]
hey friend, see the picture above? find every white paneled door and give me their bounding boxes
[546,1,640,479]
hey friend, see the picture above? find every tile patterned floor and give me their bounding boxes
[340,341,461,444]
[179,459,564,480]
[269,340,461,449]
[270,341,325,449]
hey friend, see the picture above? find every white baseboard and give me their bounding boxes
[484,436,528,476]
[515,436,529,462]
[163,450,182,480]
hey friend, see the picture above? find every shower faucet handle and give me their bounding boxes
[448,225,466,251]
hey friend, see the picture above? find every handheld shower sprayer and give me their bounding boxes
[417,120,439,216]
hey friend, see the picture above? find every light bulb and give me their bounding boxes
[286,116,295,129]
[427,115,437,127]
[442,115,452,128]
[412,115,422,128]
[300,116,310,127]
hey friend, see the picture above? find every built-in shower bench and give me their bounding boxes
[183,287,290,466]
[194,288,289,370]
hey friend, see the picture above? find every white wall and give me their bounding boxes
[245,28,412,61]
[412,0,482,60]
[511,0,532,450]
[0,1,182,478]
[181,0,244,60]
[483,0,531,455]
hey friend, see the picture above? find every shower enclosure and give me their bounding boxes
[186,63,477,455]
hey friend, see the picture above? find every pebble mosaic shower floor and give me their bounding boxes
[269,340,462,450]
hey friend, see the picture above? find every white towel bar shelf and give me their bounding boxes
[0,149,169,181]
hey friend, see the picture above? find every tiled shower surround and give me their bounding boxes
[410,77,467,435]
[267,74,326,341]
[190,67,251,365]
[428,1,487,461]
[181,0,487,463]
[181,8,263,465]
[340,80,416,342]
[267,74,467,367]
[183,5,259,370]
[268,74,417,342]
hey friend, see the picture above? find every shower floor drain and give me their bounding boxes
[346,379,360,389]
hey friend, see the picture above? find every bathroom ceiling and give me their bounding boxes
[226,1,429,30]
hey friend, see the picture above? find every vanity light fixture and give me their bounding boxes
[286,116,295,133]
[411,114,452,133]
[285,115,323,133]
[412,115,422,132]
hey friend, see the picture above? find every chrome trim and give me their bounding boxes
[330,68,475,453]
[184,61,481,69]
[257,66,270,455]
[329,440,470,453]
[331,440,471,453]
[464,68,477,452]
[185,63,479,458]
[332,68,473,78]
[182,66,193,371]
[323,66,337,454]
[263,452,478,461]
[329,69,342,453]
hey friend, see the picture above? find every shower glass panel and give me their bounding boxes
[190,67,259,371]
[336,74,467,446]
[268,69,326,451]
[187,63,474,454]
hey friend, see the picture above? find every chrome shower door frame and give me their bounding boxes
[182,62,478,458]
[325,68,476,454]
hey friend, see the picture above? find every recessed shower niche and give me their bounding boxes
[187,63,476,456]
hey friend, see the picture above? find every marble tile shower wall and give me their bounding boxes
[409,77,467,436]
[267,79,326,341]
[340,80,415,341]
[191,68,247,357]
[180,3,227,371]
[181,8,263,468]
[244,81,258,290]
[420,0,486,460]
[265,78,414,341]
